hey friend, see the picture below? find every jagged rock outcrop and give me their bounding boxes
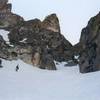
[79,12,100,73]
[0,0,73,70]
[42,14,60,33]
[7,13,73,70]
[0,0,24,29]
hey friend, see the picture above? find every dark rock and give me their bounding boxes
[0,0,24,30]
[39,48,56,70]
[79,12,100,73]
[0,59,2,64]
[0,59,3,68]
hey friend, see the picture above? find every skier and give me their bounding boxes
[16,64,19,72]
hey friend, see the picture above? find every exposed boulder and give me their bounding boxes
[40,53,56,70]
[40,47,56,70]
[79,12,100,73]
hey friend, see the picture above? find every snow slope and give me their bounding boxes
[0,59,100,100]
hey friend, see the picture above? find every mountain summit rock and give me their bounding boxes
[42,14,60,33]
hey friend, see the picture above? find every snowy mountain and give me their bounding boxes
[0,1,100,99]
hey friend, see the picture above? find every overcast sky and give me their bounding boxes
[9,0,100,45]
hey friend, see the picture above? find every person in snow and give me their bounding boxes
[16,64,19,72]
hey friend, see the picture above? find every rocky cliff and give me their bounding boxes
[0,0,74,70]
[77,12,100,73]
[7,14,74,70]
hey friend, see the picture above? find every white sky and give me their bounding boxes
[9,0,100,45]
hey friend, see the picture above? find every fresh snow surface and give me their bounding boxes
[0,59,100,100]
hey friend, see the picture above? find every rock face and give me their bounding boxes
[0,0,73,70]
[42,14,60,33]
[0,0,23,29]
[79,12,100,73]
[7,13,72,70]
